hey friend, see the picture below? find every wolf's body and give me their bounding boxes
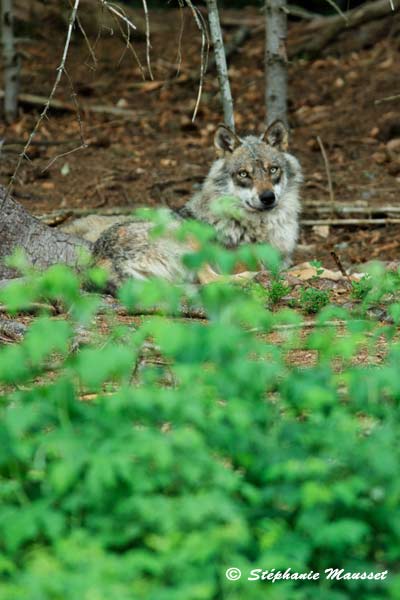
[61,214,133,243]
[88,121,303,289]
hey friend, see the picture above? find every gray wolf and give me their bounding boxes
[91,120,303,290]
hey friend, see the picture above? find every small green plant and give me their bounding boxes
[300,285,330,313]
[267,275,290,306]
[240,275,289,307]
[351,275,373,301]
[310,258,324,278]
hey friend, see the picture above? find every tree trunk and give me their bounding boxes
[206,0,235,131]
[1,0,19,122]
[265,0,288,126]
[0,187,91,279]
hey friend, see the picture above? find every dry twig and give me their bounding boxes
[142,0,154,80]
[184,0,209,121]
[99,1,136,33]
[316,136,335,204]
[5,0,81,202]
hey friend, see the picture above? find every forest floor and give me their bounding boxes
[1,4,400,352]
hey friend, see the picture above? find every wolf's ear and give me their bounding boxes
[214,125,240,156]
[263,120,289,151]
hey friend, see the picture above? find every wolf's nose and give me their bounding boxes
[259,190,276,208]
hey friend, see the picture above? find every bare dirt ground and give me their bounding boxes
[1,6,400,272]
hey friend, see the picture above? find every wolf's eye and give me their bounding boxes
[269,166,279,175]
[238,170,249,178]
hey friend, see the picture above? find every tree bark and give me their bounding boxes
[0,187,91,279]
[265,0,288,126]
[206,0,235,131]
[1,0,19,122]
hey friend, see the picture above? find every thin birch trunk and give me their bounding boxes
[1,0,19,122]
[206,0,235,131]
[265,0,288,125]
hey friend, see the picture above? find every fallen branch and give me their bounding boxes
[36,206,137,225]
[302,218,400,226]
[270,319,365,331]
[99,299,208,320]
[2,138,84,147]
[290,0,397,58]
[0,90,138,118]
[302,202,400,215]
[34,205,400,228]
[220,5,319,26]
[0,302,57,315]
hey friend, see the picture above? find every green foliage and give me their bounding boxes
[299,286,330,314]
[309,259,324,278]
[0,234,399,599]
[267,275,291,306]
[351,275,373,301]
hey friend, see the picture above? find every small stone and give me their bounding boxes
[160,158,177,167]
[312,225,330,239]
[371,152,388,165]
[387,138,400,153]
[370,127,379,138]
[335,242,349,250]
[41,181,55,190]
[387,160,400,176]
[346,70,358,81]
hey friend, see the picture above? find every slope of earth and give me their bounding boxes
[0,4,399,270]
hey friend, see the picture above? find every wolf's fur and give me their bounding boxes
[61,215,133,243]
[92,121,302,289]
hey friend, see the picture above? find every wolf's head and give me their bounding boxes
[211,120,300,213]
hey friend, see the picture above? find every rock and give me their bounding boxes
[335,242,348,250]
[296,243,316,253]
[386,138,400,153]
[370,126,379,138]
[288,262,342,282]
[334,77,345,88]
[312,225,330,239]
[371,151,388,165]
[387,160,400,176]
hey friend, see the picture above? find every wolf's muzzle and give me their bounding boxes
[259,190,276,210]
